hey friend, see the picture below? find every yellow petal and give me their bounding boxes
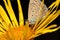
[3,0,18,27]
[0,5,11,26]
[17,0,24,26]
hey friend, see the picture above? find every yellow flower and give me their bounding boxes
[0,0,60,40]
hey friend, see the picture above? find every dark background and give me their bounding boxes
[0,0,60,40]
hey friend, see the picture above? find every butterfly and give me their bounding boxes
[28,0,48,24]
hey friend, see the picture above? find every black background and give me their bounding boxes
[0,0,60,40]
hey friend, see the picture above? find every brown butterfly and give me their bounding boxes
[28,0,48,24]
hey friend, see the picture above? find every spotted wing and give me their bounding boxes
[28,0,48,24]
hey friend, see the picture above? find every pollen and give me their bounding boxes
[0,25,34,40]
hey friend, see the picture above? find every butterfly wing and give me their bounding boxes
[28,0,48,24]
